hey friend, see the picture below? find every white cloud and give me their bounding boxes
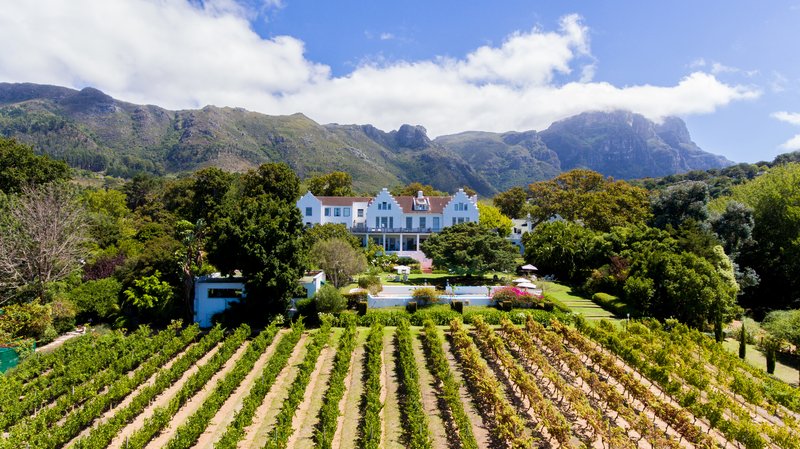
[772,111,800,126]
[0,1,761,137]
[379,32,395,41]
[779,134,800,150]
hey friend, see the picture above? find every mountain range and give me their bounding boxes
[0,82,732,196]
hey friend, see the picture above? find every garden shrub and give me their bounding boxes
[451,300,464,314]
[411,287,441,305]
[295,297,316,319]
[357,301,368,316]
[358,275,382,295]
[0,301,52,341]
[343,289,369,309]
[68,277,122,320]
[50,298,77,333]
[406,301,418,313]
[314,284,347,314]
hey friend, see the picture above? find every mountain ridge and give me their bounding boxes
[0,82,733,195]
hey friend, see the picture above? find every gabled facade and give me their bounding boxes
[296,188,479,258]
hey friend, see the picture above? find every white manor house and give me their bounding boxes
[297,188,480,262]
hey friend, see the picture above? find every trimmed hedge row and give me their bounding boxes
[334,306,568,327]
[165,322,281,449]
[395,319,431,449]
[591,292,630,317]
[358,323,383,449]
[421,320,478,449]
[213,320,306,449]
[314,321,358,448]
[264,318,333,448]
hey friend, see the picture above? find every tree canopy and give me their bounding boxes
[391,182,448,197]
[310,238,367,288]
[208,163,307,319]
[0,137,71,194]
[527,169,651,231]
[306,171,355,197]
[492,186,527,219]
[477,203,513,237]
[421,222,517,275]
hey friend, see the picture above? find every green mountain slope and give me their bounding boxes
[0,83,732,195]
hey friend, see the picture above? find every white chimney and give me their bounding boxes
[417,190,424,198]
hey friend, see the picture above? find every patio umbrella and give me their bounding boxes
[512,278,530,284]
[517,282,537,289]
[521,264,538,271]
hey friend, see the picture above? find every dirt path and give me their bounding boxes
[381,327,403,449]
[237,333,309,449]
[332,328,366,449]
[411,328,451,448]
[63,341,199,447]
[107,342,223,449]
[286,329,339,449]
[190,329,287,449]
[144,340,253,449]
[441,331,493,449]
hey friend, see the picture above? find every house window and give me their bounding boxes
[357,208,364,217]
[419,217,426,229]
[432,217,440,230]
[334,207,341,217]
[305,207,312,216]
[381,217,388,228]
[324,207,331,216]
[452,217,456,226]
[458,217,466,224]
[375,217,380,228]
[406,217,412,229]
[343,208,350,217]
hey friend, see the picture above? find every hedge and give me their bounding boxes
[591,292,630,317]
[332,306,568,327]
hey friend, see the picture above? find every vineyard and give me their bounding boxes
[1,314,799,449]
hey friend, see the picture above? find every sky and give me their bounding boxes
[1,0,799,163]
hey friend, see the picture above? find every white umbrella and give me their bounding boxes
[517,282,537,289]
[512,278,530,284]
[521,264,538,271]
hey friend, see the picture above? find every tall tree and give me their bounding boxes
[527,169,651,231]
[303,223,362,250]
[724,163,800,312]
[493,186,527,219]
[175,219,212,321]
[421,222,517,275]
[478,203,513,237]
[522,220,609,283]
[651,181,710,229]
[306,171,355,197]
[310,238,367,288]
[208,163,307,319]
[0,183,87,302]
[0,137,71,194]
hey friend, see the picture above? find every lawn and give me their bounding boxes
[539,281,619,321]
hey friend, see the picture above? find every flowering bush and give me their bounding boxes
[492,286,539,307]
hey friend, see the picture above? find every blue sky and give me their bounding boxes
[2,0,800,162]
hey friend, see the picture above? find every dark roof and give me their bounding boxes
[393,196,451,214]
[317,196,372,206]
